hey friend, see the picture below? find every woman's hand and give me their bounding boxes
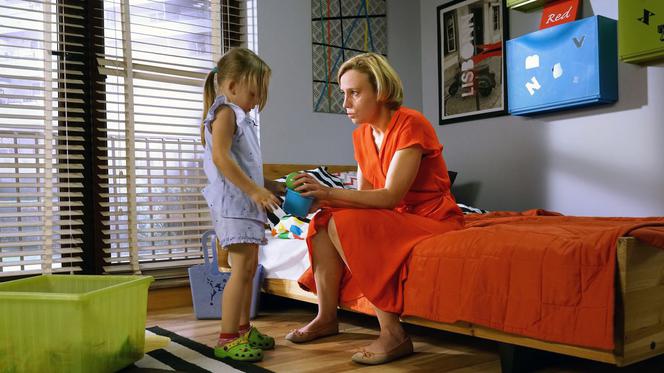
[264,179,286,197]
[292,173,332,200]
[307,198,329,213]
[250,187,281,211]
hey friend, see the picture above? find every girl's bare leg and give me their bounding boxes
[221,243,258,334]
[239,248,258,327]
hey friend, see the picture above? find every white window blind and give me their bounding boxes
[0,1,85,277]
[97,0,254,276]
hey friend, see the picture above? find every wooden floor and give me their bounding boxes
[147,294,664,373]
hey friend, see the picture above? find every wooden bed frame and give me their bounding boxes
[262,164,664,367]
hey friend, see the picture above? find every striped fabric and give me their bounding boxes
[457,203,489,214]
[131,327,272,373]
[274,166,347,189]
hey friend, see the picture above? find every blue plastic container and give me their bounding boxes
[507,16,618,115]
[282,188,313,218]
[188,230,263,319]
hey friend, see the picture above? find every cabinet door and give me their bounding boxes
[507,16,616,115]
[619,0,664,63]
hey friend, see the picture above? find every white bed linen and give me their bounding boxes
[258,230,310,280]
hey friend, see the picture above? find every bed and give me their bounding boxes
[259,164,664,367]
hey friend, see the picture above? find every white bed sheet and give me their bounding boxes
[258,231,310,280]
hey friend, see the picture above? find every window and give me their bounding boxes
[0,0,255,280]
[444,12,457,55]
[99,0,252,278]
[0,0,86,277]
[492,5,500,32]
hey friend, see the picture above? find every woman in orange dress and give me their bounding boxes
[285,53,464,365]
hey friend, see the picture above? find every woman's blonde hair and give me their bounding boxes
[201,47,271,145]
[337,53,403,110]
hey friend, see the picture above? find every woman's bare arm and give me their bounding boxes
[296,146,422,209]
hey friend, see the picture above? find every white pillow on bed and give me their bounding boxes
[330,170,358,189]
[457,202,488,214]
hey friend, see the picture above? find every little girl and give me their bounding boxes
[200,47,281,362]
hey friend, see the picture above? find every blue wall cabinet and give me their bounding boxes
[507,16,618,116]
[619,0,664,63]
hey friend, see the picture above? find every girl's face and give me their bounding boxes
[339,69,380,125]
[228,79,259,113]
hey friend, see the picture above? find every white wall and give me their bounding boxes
[258,0,421,165]
[421,0,664,216]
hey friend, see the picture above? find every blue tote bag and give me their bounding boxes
[188,230,263,319]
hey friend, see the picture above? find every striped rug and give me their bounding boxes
[124,326,273,373]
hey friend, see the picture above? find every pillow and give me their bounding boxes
[266,166,347,230]
[456,202,488,214]
[330,170,457,190]
[331,170,358,189]
[448,170,458,186]
[274,166,346,189]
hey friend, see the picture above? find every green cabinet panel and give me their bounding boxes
[619,0,664,63]
[507,0,549,11]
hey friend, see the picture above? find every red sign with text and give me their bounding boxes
[539,0,581,30]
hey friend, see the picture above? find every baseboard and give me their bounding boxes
[148,285,193,311]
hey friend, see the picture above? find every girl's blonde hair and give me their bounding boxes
[337,53,403,110]
[201,47,271,145]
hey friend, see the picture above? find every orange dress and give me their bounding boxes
[298,107,464,313]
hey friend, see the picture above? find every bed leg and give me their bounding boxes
[498,343,553,373]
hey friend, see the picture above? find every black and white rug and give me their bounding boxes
[121,326,273,373]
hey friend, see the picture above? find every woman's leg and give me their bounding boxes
[362,306,410,353]
[295,217,345,332]
[221,243,258,334]
[327,218,411,356]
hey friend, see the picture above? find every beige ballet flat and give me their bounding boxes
[351,337,414,365]
[284,322,339,343]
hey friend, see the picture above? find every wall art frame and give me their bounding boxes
[438,0,509,125]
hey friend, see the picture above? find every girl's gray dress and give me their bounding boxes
[201,95,267,247]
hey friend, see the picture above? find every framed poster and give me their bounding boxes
[437,0,509,125]
[312,0,387,114]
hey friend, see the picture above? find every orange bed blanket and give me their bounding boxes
[401,210,664,350]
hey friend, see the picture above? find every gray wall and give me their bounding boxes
[258,0,663,217]
[258,0,421,165]
[421,0,664,216]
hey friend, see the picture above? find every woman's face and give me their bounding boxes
[339,69,380,124]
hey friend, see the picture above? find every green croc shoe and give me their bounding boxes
[244,326,275,350]
[214,337,263,362]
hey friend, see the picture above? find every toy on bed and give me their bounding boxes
[271,215,308,239]
[282,172,314,218]
[266,167,345,228]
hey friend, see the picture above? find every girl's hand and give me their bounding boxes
[250,187,281,211]
[264,179,286,197]
[293,173,332,200]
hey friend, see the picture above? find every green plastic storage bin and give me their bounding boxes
[619,0,664,63]
[0,275,154,373]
